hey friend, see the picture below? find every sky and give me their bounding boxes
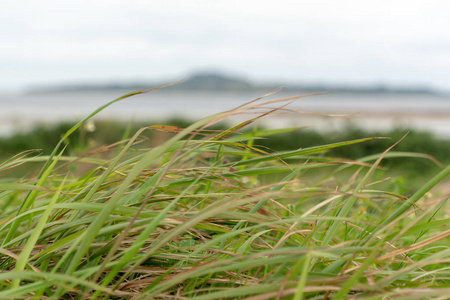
[1,0,450,92]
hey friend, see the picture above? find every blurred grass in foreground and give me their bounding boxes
[0,88,449,299]
[1,118,449,190]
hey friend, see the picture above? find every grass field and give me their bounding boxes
[0,88,449,299]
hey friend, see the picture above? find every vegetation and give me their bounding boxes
[2,115,449,191]
[2,115,449,171]
[0,89,449,299]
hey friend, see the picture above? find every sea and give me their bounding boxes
[1,90,450,138]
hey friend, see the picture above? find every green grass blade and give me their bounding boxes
[10,175,67,288]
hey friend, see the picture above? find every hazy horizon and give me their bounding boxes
[2,1,449,94]
[16,69,444,96]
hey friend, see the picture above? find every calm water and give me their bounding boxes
[1,90,450,137]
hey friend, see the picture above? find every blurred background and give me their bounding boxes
[1,1,449,152]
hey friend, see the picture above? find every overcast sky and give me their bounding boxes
[1,0,449,92]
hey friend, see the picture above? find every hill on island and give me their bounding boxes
[26,71,439,95]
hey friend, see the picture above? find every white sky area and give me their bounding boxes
[1,0,449,92]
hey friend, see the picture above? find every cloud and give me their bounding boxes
[1,0,449,91]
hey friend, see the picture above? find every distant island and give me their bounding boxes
[26,72,441,95]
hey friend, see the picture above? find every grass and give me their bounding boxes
[2,117,449,188]
[0,87,449,299]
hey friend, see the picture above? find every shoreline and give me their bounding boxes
[1,90,449,138]
[2,110,450,139]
